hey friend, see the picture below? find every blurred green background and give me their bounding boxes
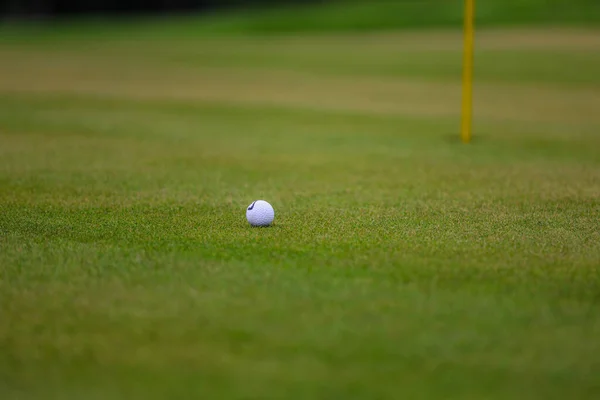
[1,0,600,37]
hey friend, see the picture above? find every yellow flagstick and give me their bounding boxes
[461,0,475,143]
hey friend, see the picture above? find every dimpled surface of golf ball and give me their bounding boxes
[246,200,275,227]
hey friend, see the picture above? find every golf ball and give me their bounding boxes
[246,200,275,227]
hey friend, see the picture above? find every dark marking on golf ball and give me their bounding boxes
[247,201,256,210]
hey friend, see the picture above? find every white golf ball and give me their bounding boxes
[246,200,275,227]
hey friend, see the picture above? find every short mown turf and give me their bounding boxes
[1,20,600,400]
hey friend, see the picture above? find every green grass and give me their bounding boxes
[1,15,600,400]
[1,0,600,40]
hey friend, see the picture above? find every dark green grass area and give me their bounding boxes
[1,0,600,40]
[1,15,600,400]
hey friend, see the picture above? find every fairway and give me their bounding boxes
[1,22,600,400]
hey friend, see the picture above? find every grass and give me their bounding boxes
[1,0,600,39]
[1,11,600,400]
